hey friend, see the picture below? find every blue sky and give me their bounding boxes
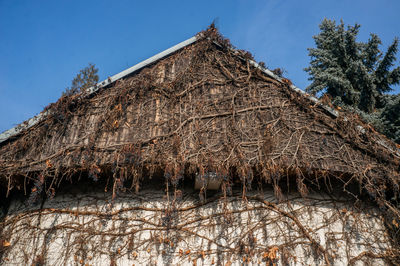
[1,0,399,133]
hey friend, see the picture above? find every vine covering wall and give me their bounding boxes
[0,26,399,264]
[1,188,391,265]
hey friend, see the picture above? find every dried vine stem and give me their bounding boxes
[0,190,392,265]
[0,25,399,264]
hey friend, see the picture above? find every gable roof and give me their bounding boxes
[0,26,399,202]
[2,30,398,160]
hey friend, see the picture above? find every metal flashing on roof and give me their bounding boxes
[0,110,49,143]
[85,36,199,95]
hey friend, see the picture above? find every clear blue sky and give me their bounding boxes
[1,0,400,133]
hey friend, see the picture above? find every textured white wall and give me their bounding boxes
[0,189,390,265]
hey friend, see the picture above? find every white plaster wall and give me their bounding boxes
[0,189,391,265]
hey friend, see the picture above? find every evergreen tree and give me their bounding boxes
[305,19,400,144]
[381,94,400,143]
[305,19,400,113]
[63,63,99,96]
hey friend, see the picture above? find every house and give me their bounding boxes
[0,25,399,265]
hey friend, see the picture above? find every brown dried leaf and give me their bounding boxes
[46,159,53,168]
[393,219,399,228]
[268,246,279,260]
[113,120,119,128]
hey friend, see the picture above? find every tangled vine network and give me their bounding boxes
[1,25,400,265]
